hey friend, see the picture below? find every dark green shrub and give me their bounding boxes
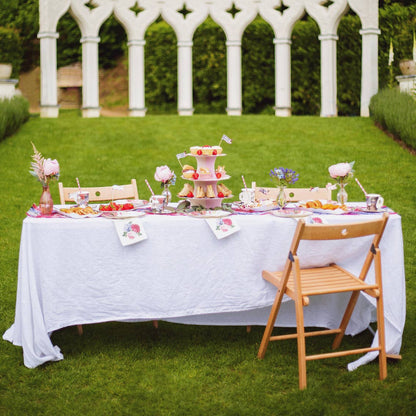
[0,26,23,78]
[0,95,30,141]
[370,88,416,150]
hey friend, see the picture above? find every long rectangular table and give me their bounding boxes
[3,209,406,369]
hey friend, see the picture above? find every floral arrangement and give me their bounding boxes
[154,165,176,188]
[328,161,354,184]
[270,167,299,187]
[29,143,60,187]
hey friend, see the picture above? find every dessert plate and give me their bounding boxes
[271,208,312,218]
[58,209,102,219]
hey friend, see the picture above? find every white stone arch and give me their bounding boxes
[113,0,160,117]
[348,0,380,117]
[161,0,209,116]
[69,0,114,118]
[208,0,258,115]
[304,0,349,117]
[38,0,71,118]
[259,0,305,116]
[38,0,380,118]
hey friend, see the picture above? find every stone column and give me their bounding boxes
[80,36,101,118]
[274,38,292,117]
[226,40,242,116]
[359,28,381,117]
[127,39,146,117]
[177,40,194,116]
[38,32,60,118]
[319,34,338,117]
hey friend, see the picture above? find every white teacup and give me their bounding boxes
[76,191,89,208]
[366,193,384,211]
[239,188,255,205]
[150,195,166,212]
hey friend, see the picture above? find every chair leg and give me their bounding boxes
[152,320,158,329]
[332,291,360,350]
[246,326,251,333]
[77,325,83,335]
[258,288,285,359]
[294,291,307,389]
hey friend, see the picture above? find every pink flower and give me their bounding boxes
[131,224,140,233]
[154,165,174,183]
[43,158,60,176]
[328,162,352,179]
[127,231,136,239]
[222,218,232,226]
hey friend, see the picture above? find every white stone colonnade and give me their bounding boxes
[38,0,380,118]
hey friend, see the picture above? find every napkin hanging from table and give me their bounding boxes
[114,219,147,246]
[205,217,240,239]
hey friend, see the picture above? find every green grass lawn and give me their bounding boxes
[0,112,415,415]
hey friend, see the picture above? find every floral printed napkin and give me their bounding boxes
[205,217,240,240]
[113,219,147,246]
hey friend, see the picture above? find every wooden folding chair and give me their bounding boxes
[58,179,139,204]
[254,186,332,202]
[258,213,389,389]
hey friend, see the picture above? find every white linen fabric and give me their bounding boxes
[3,212,405,369]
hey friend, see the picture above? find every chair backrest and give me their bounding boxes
[283,213,389,282]
[58,179,139,204]
[254,186,332,202]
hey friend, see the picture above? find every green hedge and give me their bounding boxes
[0,95,30,142]
[0,26,23,78]
[369,88,416,150]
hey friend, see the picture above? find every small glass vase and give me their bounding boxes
[39,185,53,215]
[337,182,348,204]
[276,186,287,209]
[162,183,172,206]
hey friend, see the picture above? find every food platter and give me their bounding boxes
[58,207,102,219]
[231,201,276,212]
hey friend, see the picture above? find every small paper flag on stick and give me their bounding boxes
[176,152,187,168]
[219,134,232,146]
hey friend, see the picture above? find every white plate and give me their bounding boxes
[232,202,276,212]
[58,209,102,219]
[101,211,146,219]
[187,210,232,218]
[271,209,312,218]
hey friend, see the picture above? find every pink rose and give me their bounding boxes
[154,165,173,183]
[222,218,232,226]
[328,163,351,179]
[131,224,140,233]
[43,158,60,176]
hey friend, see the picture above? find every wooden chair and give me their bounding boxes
[253,186,332,202]
[257,212,389,389]
[58,179,139,204]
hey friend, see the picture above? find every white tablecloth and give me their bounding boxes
[3,211,406,368]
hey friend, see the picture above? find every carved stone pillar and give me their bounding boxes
[226,40,242,116]
[128,40,146,117]
[274,38,292,117]
[38,32,60,118]
[177,41,194,116]
[80,36,101,118]
[359,28,381,117]
[318,34,338,117]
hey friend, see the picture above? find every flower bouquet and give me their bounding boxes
[269,167,299,209]
[30,143,60,214]
[154,165,176,204]
[328,161,354,204]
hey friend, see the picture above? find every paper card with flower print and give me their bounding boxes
[113,219,147,246]
[205,217,240,240]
